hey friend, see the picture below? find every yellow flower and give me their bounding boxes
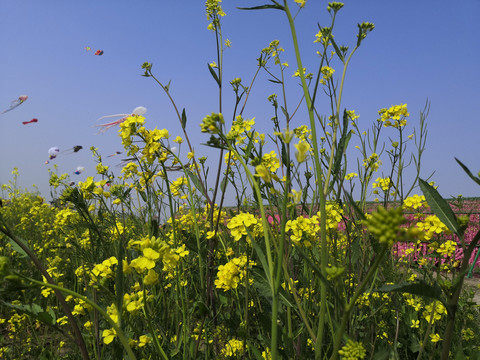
[138,335,151,347]
[255,164,271,183]
[84,321,93,330]
[345,172,358,180]
[102,328,117,344]
[144,269,159,285]
[294,141,310,163]
[130,247,160,273]
[294,0,306,8]
[410,320,419,328]
[430,333,442,343]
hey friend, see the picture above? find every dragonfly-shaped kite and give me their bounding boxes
[95,106,146,133]
[2,95,28,114]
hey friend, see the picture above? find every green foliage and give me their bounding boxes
[1,2,479,360]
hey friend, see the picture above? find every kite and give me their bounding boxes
[95,106,147,134]
[48,147,60,160]
[62,145,83,154]
[2,95,28,114]
[107,151,122,158]
[85,46,92,51]
[22,118,38,125]
[74,166,85,175]
[94,50,104,56]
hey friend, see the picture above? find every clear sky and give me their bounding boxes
[1,0,479,202]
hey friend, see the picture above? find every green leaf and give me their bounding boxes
[165,80,171,92]
[329,36,345,62]
[237,4,284,11]
[419,178,460,237]
[185,169,206,198]
[220,175,228,193]
[294,247,342,303]
[244,132,255,160]
[245,340,264,360]
[1,301,56,326]
[249,237,271,284]
[138,190,147,202]
[8,238,28,258]
[455,158,480,186]
[207,63,221,86]
[181,108,187,130]
[344,192,366,222]
[268,78,283,84]
[376,280,444,304]
[329,110,351,188]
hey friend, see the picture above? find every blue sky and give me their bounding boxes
[1,0,479,201]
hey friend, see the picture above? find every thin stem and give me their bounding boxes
[0,220,90,360]
[22,275,137,360]
[282,3,329,358]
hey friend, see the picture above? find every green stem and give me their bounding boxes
[282,3,329,358]
[323,46,358,195]
[0,221,90,360]
[330,245,388,360]
[23,276,137,360]
[441,229,480,359]
[227,144,277,356]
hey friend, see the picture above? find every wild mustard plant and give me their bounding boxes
[1,2,480,360]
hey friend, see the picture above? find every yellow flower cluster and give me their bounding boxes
[221,338,245,357]
[124,289,152,313]
[170,176,188,198]
[363,153,381,172]
[227,212,263,242]
[416,215,449,240]
[322,203,344,229]
[261,40,284,65]
[127,235,188,284]
[403,194,427,210]
[88,256,118,286]
[378,104,409,128]
[119,115,146,149]
[293,125,311,142]
[215,255,253,291]
[320,66,335,85]
[436,240,457,257]
[136,127,169,164]
[285,216,319,247]
[227,115,255,141]
[206,0,225,31]
[261,150,281,173]
[372,177,391,192]
[423,301,447,324]
[285,204,343,247]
